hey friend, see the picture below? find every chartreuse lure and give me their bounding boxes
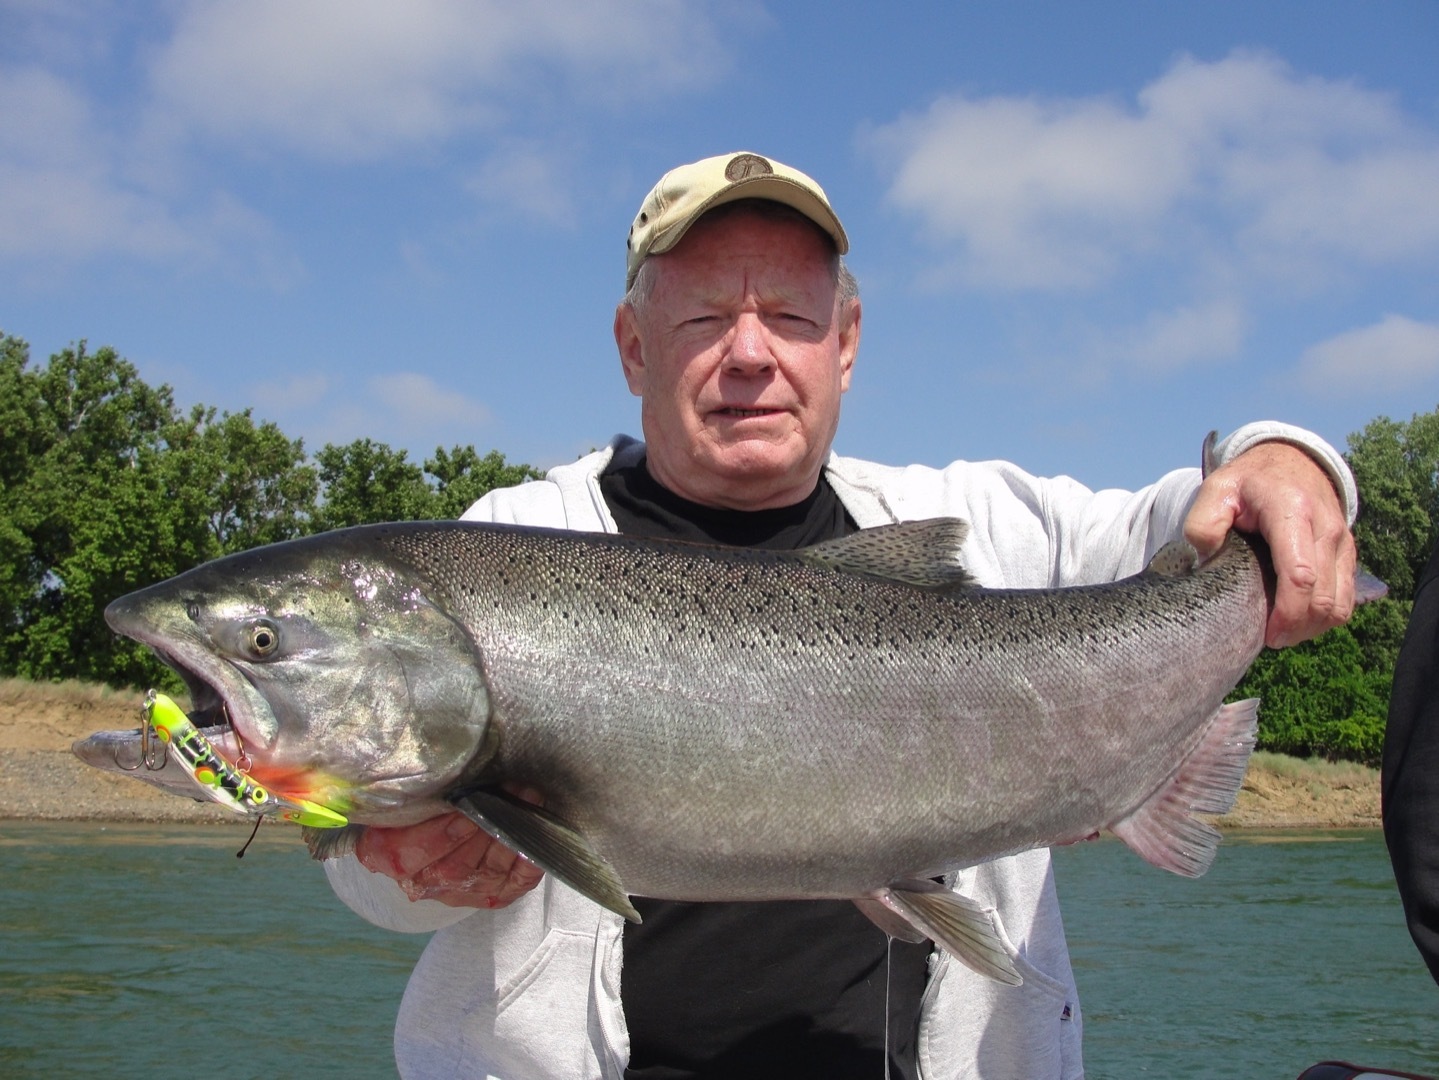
[143,690,347,829]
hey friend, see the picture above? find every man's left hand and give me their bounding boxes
[1184,441,1356,649]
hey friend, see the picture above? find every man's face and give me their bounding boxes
[614,209,861,510]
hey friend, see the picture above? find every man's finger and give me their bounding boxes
[356,812,476,879]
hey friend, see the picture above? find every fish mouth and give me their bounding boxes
[70,644,254,778]
[143,641,280,759]
[151,646,234,734]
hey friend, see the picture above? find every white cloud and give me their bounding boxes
[870,94,1189,288]
[464,143,578,226]
[866,49,1439,292]
[1296,315,1439,396]
[0,63,299,279]
[0,1,730,275]
[148,0,728,161]
[1120,298,1249,375]
[368,372,491,431]
[251,373,332,415]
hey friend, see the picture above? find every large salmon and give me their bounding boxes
[77,518,1280,983]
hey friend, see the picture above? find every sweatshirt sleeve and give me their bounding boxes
[872,422,1356,590]
[323,853,478,934]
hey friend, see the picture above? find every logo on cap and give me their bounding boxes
[725,153,773,182]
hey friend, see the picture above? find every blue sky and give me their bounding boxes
[3,1,1437,492]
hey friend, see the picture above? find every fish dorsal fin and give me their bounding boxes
[1201,429,1221,478]
[799,519,974,591]
[1145,539,1200,578]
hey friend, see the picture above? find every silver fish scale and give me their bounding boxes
[372,523,1269,900]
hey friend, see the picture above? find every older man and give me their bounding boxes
[326,152,1360,1079]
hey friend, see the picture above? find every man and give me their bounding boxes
[326,151,1360,1079]
[1384,540,1439,985]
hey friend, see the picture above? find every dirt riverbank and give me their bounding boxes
[0,678,1382,828]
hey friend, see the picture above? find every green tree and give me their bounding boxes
[311,438,436,529]
[425,445,543,520]
[1346,407,1439,601]
[161,405,317,554]
[0,336,179,685]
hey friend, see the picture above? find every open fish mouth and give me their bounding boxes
[153,647,230,729]
[69,643,257,796]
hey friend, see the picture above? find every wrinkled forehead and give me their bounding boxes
[648,208,840,303]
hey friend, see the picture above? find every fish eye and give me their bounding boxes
[247,620,281,658]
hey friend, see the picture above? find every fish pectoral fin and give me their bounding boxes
[798,519,975,591]
[1110,697,1259,878]
[303,822,367,861]
[450,788,641,923]
[852,896,929,943]
[877,881,1023,986]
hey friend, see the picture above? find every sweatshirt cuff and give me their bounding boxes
[1210,421,1358,526]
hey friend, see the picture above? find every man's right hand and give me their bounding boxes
[355,790,546,909]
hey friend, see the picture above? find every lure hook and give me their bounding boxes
[115,690,169,771]
[223,701,253,771]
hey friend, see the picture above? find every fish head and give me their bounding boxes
[83,530,494,822]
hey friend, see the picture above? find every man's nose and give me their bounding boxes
[724,313,775,373]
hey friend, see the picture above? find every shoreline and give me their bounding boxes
[0,680,1382,830]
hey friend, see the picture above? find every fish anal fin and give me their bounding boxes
[451,788,641,923]
[1110,697,1259,878]
[800,519,974,591]
[877,880,1023,986]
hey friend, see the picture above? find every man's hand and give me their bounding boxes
[1185,441,1357,649]
[355,787,546,909]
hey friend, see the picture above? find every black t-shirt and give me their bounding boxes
[600,459,933,1080]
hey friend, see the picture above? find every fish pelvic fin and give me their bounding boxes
[875,880,1023,986]
[852,896,929,944]
[799,519,975,591]
[450,788,641,923]
[1110,697,1259,878]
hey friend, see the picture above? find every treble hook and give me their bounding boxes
[114,689,170,771]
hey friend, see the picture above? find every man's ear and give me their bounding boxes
[838,297,861,393]
[614,303,646,397]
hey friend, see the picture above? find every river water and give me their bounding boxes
[1,822,1434,1078]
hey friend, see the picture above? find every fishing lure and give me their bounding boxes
[142,690,347,829]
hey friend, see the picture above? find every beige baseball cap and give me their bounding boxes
[625,151,849,289]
